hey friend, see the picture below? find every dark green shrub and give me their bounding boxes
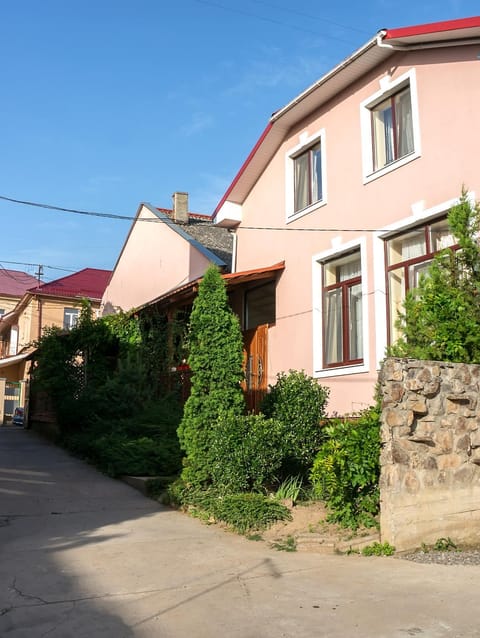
[168,485,291,534]
[178,266,245,487]
[210,414,285,492]
[213,493,292,534]
[310,405,381,530]
[62,395,183,478]
[261,370,329,476]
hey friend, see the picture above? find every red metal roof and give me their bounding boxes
[385,16,480,40]
[0,269,40,298]
[29,268,112,301]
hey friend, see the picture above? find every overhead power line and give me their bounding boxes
[192,0,360,45]
[0,259,75,273]
[0,193,396,233]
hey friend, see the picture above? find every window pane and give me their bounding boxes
[311,143,322,203]
[388,267,405,344]
[387,230,426,265]
[349,283,363,360]
[294,152,309,212]
[430,219,456,251]
[410,260,431,289]
[324,288,343,365]
[395,88,414,158]
[372,98,393,170]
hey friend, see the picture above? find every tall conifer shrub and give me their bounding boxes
[177,266,245,486]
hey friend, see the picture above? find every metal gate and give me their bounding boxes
[4,381,20,423]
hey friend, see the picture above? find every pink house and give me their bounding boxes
[214,16,480,415]
[101,192,232,314]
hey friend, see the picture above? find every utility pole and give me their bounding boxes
[35,265,44,340]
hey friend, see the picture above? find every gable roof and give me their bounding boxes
[29,268,111,301]
[214,15,480,220]
[0,269,40,298]
[109,203,233,275]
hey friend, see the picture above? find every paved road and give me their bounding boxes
[0,426,479,638]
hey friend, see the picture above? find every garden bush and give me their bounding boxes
[167,485,292,534]
[261,370,329,477]
[62,395,183,477]
[309,404,381,530]
[210,414,285,492]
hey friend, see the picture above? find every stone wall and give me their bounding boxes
[379,358,480,551]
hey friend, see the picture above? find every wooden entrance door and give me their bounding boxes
[242,324,268,413]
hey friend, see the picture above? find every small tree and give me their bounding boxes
[177,266,245,486]
[391,189,480,363]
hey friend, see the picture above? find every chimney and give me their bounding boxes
[172,191,189,224]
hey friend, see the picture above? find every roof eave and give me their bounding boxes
[214,17,480,213]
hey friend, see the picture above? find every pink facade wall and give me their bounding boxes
[102,205,213,312]
[234,45,480,414]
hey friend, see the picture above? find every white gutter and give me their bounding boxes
[270,35,379,123]
[376,30,480,50]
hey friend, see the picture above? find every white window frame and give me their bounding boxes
[285,129,327,223]
[63,307,80,330]
[312,237,369,379]
[360,69,421,184]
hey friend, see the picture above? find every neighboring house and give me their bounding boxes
[213,16,480,414]
[0,268,111,382]
[101,191,233,314]
[0,269,40,327]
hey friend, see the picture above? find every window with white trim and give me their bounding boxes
[371,86,413,171]
[322,251,363,368]
[286,130,326,221]
[63,308,79,330]
[361,70,420,181]
[294,142,322,212]
[386,218,457,344]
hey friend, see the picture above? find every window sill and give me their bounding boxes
[363,151,420,185]
[286,198,327,224]
[314,362,369,379]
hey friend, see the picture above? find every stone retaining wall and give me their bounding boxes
[379,358,480,551]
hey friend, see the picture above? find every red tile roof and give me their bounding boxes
[29,268,111,301]
[0,269,40,298]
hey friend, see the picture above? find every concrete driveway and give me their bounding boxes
[0,426,479,638]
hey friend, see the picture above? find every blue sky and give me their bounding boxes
[0,0,477,280]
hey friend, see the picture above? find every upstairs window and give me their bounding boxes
[361,69,420,182]
[294,142,322,213]
[63,308,79,330]
[371,87,414,171]
[286,129,326,222]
